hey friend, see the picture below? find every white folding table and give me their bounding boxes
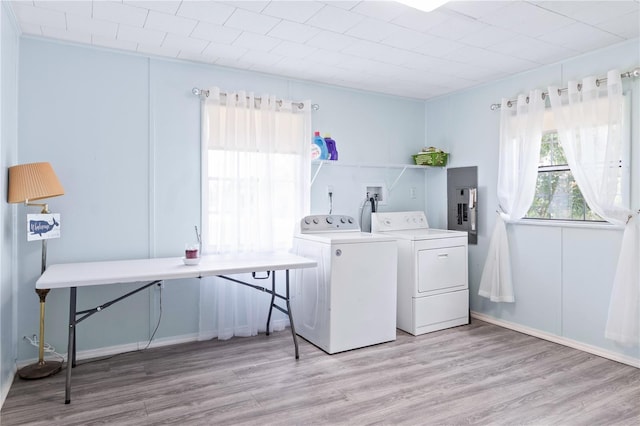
[36,252,317,404]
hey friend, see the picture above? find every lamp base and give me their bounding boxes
[18,360,62,380]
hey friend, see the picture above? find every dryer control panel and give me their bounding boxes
[298,215,359,233]
[371,211,429,232]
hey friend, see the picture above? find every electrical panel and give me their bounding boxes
[447,166,478,244]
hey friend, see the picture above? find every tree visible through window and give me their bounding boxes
[526,132,603,221]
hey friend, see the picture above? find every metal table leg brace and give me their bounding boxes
[64,269,298,404]
[65,280,161,404]
[218,269,299,359]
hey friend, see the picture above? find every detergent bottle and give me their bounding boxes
[324,134,338,160]
[312,131,328,160]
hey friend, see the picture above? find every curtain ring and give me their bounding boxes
[577,83,582,91]
[557,88,562,96]
[507,100,513,108]
[525,96,529,104]
[541,92,546,100]
[595,79,601,87]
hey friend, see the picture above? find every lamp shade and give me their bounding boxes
[7,162,64,204]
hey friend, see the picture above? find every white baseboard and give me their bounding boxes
[16,332,202,368]
[1,364,17,411]
[16,323,290,369]
[471,311,639,368]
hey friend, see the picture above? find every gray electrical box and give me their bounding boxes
[447,166,477,244]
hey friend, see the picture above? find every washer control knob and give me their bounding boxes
[304,218,311,225]
[384,219,392,226]
[326,216,334,224]
[348,218,354,224]
[312,218,319,224]
[340,217,346,223]
[335,249,342,256]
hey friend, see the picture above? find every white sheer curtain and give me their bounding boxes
[549,70,638,345]
[478,90,545,302]
[198,87,311,341]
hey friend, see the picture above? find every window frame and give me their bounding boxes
[521,94,631,226]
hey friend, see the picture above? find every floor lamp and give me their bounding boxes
[8,162,65,379]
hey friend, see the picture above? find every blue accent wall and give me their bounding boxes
[425,38,640,362]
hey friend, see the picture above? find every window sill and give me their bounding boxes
[514,218,624,231]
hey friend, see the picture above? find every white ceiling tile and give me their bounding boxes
[268,20,321,43]
[11,3,66,29]
[537,22,625,52]
[489,35,580,65]
[391,9,449,33]
[191,22,241,44]
[124,1,181,15]
[41,26,91,43]
[232,32,280,52]
[410,36,465,58]
[224,8,281,35]
[270,40,317,59]
[145,10,197,36]
[137,43,180,58]
[458,25,515,48]
[306,5,364,33]
[176,1,235,26]
[67,15,118,38]
[380,28,436,50]
[442,1,511,19]
[7,0,639,102]
[34,1,92,18]
[427,14,488,40]
[118,24,166,46]
[262,1,324,23]
[177,51,213,64]
[93,1,148,27]
[221,1,269,13]
[345,18,401,42]
[305,30,358,51]
[595,9,640,39]
[162,33,209,54]
[19,22,43,36]
[92,34,138,51]
[538,1,639,25]
[318,1,360,11]
[312,48,355,66]
[350,1,408,22]
[240,49,284,67]
[203,42,248,60]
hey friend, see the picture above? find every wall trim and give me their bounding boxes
[471,311,639,368]
[0,364,16,411]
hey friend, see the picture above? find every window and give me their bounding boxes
[526,131,603,221]
[203,95,310,254]
[525,99,629,222]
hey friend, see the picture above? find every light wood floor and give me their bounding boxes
[1,320,639,425]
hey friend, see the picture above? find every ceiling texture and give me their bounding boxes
[8,0,640,100]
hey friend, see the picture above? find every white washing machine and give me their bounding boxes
[291,214,397,354]
[371,211,469,336]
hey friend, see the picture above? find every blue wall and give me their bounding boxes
[0,1,19,407]
[8,29,639,372]
[425,38,640,363]
[15,37,426,361]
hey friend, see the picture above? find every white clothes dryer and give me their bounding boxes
[291,215,397,354]
[371,211,469,335]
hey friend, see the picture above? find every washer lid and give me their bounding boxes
[294,231,395,244]
[376,228,467,241]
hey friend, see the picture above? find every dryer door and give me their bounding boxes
[417,245,467,294]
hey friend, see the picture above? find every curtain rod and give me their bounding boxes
[192,87,319,111]
[489,66,640,111]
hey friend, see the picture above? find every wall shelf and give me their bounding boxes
[310,160,437,191]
